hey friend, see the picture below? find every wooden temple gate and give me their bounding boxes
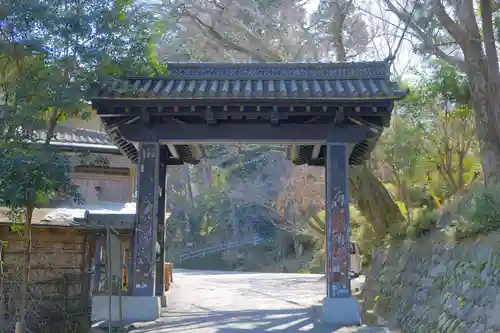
[91,62,406,325]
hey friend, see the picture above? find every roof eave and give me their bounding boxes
[49,142,121,155]
[92,95,406,102]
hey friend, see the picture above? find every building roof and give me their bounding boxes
[92,62,407,166]
[34,124,120,154]
[96,61,406,100]
[0,202,139,230]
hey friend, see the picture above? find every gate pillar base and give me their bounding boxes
[160,294,168,307]
[321,296,361,326]
[91,295,161,323]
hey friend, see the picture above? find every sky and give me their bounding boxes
[301,0,419,81]
[302,0,320,12]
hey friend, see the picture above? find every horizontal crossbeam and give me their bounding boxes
[95,104,392,116]
[117,123,375,144]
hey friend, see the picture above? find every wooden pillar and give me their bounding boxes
[129,167,135,201]
[130,143,161,296]
[93,236,102,291]
[325,143,351,298]
[156,147,168,296]
[128,165,139,294]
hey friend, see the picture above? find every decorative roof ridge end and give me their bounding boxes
[164,60,389,69]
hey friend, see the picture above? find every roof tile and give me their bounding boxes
[97,62,406,100]
[101,78,403,99]
[34,125,115,147]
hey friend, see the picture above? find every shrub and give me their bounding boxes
[405,208,440,239]
[449,181,500,240]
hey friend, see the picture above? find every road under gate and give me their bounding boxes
[129,270,398,333]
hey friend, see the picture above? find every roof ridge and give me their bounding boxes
[164,61,389,67]
[124,61,390,81]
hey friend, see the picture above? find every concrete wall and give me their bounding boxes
[67,153,134,169]
[62,109,103,131]
[362,232,500,333]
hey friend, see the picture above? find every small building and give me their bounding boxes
[40,124,136,203]
[0,202,136,333]
[0,118,140,332]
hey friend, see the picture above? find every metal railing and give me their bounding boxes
[178,235,264,263]
[90,221,125,333]
[104,225,123,333]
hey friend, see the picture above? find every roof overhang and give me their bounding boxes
[0,202,170,230]
[92,62,407,166]
[32,125,122,155]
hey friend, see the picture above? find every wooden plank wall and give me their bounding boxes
[1,227,90,278]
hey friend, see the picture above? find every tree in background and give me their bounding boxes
[369,61,480,239]
[384,0,500,180]
[153,0,407,238]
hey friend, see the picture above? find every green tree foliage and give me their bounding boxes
[283,61,484,266]
[370,61,481,241]
[447,179,500,240]
[166,146,286,250]
[385,0,500,180]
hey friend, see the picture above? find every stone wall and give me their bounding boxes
[361,232,500,333]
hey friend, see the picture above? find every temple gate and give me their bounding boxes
[91,62,406,325]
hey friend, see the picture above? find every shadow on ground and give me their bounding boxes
[129,308,392,333]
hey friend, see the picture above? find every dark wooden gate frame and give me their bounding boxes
[91,61,406,300]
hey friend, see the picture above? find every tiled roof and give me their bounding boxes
[35,124,114,146]
[96,62,407,100]
[0,202,138,229]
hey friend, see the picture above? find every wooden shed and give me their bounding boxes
[0,202,135,333]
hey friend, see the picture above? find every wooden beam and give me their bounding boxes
[311,145,322,159]
[167,144,179,159]
[95,104,392,118]
[117,123,372,144]
[92,98,397,109]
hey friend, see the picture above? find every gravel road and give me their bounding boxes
[128,269,397,333]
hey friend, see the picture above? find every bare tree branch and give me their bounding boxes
[384,0,467,71]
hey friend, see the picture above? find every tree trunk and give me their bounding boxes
[202,160,211,188]
[330,14,405,238]
[228,196,238,236]
[16,206,34,333]
[474,0,500,180]
[467,69,500,180]
[349,165,405,237]
[184,164,195,208]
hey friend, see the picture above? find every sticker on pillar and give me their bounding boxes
[333,284,349,297]
[336,232,345,245]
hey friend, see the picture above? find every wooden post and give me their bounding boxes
[130,143,161,296]
[93,236,102,291]
[129,168,135,201]
[156,147,167,297]
[325,143,351,298]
